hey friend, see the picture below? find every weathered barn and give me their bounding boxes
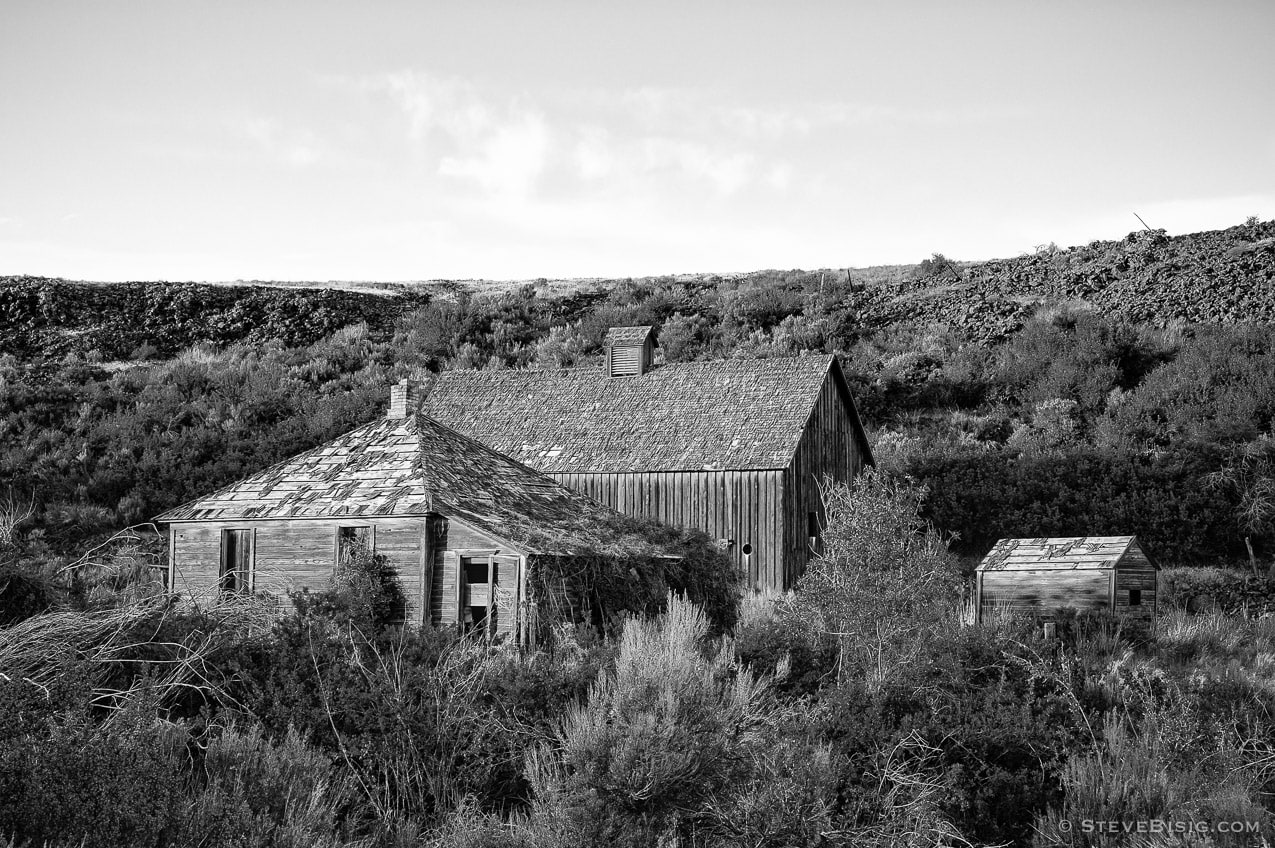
[154,384,639,642]
[422,326,873,590]
[974,536,1158,630]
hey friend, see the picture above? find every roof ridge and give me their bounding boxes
[153,417,391,522]
[409,412,567,491]
[424,351,845,473]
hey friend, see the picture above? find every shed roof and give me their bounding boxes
[976,536,1150,571]
[153,414,622,553]
[604,325,655,346]
[423,354,869,473]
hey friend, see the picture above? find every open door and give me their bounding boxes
[219,529,253,594]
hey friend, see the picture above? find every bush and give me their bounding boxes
[792,469,960,687]
[330,537,407,628]
[178,723,353,848]
[820,625,1083,846]
[526,594,779,846]
[0,702,186,848]
[0,559,57,625]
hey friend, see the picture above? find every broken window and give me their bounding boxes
[219,529,253,593]
[335,525,372,565]
[462,555,495,638]
[1129,589,1142,606]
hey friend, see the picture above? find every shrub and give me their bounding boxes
[178,723,353,848]
[0,559,57,625]
[1035,713,1271,845]
[0,701,186,848]
[526,594,777,846]
[792,469,960,687]
[733,591,838,696]
[329,537,407,628]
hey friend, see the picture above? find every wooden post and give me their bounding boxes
[485,552,495,640]
[418,518,432,626]
[974,572,983,625]
[167,525,176,593]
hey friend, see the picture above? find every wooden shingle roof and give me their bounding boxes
[423,354,858,473]
[604,326,654,346]
[976,536,1145,571]
[153,415,622,552]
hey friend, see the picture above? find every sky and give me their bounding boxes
[1,0,1273,282]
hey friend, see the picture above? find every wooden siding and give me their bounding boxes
[1115,546,1158,629]
[551,469,785,588]
[782,372,869,587]
[427,516,529,637]
[170,515,429,622]
[975,537,1160,630]
[979,569,1110,617]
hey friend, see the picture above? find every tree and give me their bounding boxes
[791,469,959,689]
[1205,434,1275,576]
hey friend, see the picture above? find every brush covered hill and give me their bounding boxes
[0,278,432,360]
[3,218,1273,358]
[833,218,1275,342]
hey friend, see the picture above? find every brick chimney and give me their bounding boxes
[388,379,421,419]
[604,326,655,377]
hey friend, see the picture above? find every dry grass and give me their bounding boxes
[0,591,275,719]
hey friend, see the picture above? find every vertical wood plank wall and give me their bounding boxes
[1115,547,1158,629]
[171,516,428,622]
[782,376,868,588]
[550,469,785,589]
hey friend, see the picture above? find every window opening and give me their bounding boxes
[462,555,496,637]
[219,529,252,594]
[1129,588,1142,607]
[336,526,372,564]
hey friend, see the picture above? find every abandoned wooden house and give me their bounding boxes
[154,384,641,643]
[422,326,874,590]
[974,535,1159,630]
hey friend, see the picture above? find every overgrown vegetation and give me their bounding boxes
[4,219,1275,844]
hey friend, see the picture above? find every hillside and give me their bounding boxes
[0,278,431,360]
[4,219,1273,358]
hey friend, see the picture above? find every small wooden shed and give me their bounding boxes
[974,536,1158,630]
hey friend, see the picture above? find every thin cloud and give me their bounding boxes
[438,110,552,197]
[238,117,326,168]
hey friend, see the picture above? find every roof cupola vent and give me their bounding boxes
[605,326,655,377]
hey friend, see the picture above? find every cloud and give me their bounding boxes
[637,138,756,195]
[357,70,801,200]
[238,117,326,168]
[438,109,551,197]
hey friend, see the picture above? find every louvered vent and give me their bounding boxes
[604,326,655,377]
[609,345,641,377]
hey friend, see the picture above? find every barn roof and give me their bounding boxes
[153,414,622,553]
[976,536,1150,571]
[423,353,868,473]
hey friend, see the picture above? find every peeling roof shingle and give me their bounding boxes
[423,354,839,472]
[976,536,1147,571]
[154,415,622,552]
